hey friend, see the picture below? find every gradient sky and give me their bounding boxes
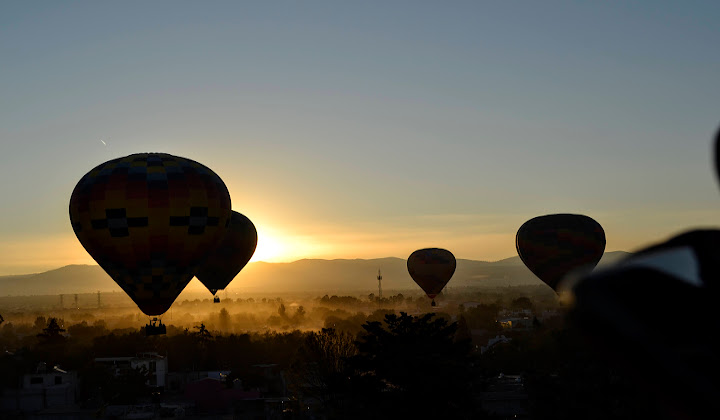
[1,1,719,275]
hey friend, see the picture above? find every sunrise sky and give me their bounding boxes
[1,1,719,275]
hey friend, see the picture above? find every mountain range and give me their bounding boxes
[0,252,631,297]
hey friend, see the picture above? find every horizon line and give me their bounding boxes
[0,250,630,277]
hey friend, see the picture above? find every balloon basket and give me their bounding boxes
[431,300,437,307]
[213,296,220,303]
[145,318,167,336]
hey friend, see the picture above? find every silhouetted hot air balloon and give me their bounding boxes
[516,214,606,292]
[69,153,232,332]
[195,211,257,302]
[407,248,456,306]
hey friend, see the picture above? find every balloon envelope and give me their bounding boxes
[516,213,606,291]
[195,211,258,295]
[69,153,232,316]
[407,248,456,299]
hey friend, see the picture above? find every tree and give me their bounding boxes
[347,312,477,418]
[288,328,357,416]
[455,315,472,344]
[35,318,68,367]
[511,296,534,311]
[37,318,65,341]
[218,308,230,332]
[33,316,47,330]
[293,306,306,324]
[464,303,500,331]
[193,323,213,345]
[278,303,288,321]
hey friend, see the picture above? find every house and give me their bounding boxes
[94,352,168,388]
[0,363,78,412]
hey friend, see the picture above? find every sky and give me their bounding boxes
[1,1,719,275]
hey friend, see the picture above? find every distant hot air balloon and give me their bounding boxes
[407,248,456,306]
[69,153,232,328]
[195,211,257,302]
[516,214,606,292]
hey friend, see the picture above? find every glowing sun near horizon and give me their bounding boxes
[250,230,289,263]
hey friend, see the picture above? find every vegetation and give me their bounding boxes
[0,286,668,418]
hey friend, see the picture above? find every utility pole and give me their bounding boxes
[377,269,383,298]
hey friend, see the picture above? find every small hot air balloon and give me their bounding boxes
[407,248,456,306]
[516,213,606,292]
[195,211,257,302]
[69,153,232,333]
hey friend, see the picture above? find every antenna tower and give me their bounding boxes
[377,269,383,298]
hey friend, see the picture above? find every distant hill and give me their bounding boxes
[0,251,631,297]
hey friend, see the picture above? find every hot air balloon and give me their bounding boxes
[69,153,231,334]
[195,211,257,303]
[516,213,606,292]
[407,248,456,306]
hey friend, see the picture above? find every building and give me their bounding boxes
[0,363,78,413]
[94,352,168,388]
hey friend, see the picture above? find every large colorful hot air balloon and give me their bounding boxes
[195,211,257,302]
[407,248,456,306]
[516,213,606,292]
[69,153,232,319]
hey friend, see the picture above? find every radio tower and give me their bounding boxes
[97,291,101,308]
[74,294,79,309]
[59,294,64,309]
[377,269,383,298]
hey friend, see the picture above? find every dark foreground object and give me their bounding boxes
[571,229,720,419]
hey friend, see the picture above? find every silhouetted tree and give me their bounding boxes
[347,312,476,419]
[193,323,213,345]
[37,318,65,341]
[278,303,288,321]
[293,306,306,324]
[455,315,472,344]
[464,304,500,331]
[33,316,47,330]
[218,308,230,332]
[511,296,534,311]
[288,328,356,416]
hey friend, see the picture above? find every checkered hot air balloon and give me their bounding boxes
[69,153,232,316]
[407,248,456,306]
[195,211,257,300]
[516,213,606,292]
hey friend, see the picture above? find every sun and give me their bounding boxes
[250,230,288,262]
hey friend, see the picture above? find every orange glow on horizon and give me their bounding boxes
[0,234,96,276]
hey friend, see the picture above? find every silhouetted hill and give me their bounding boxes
[490,251,630,267]
[0,252,631,296]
